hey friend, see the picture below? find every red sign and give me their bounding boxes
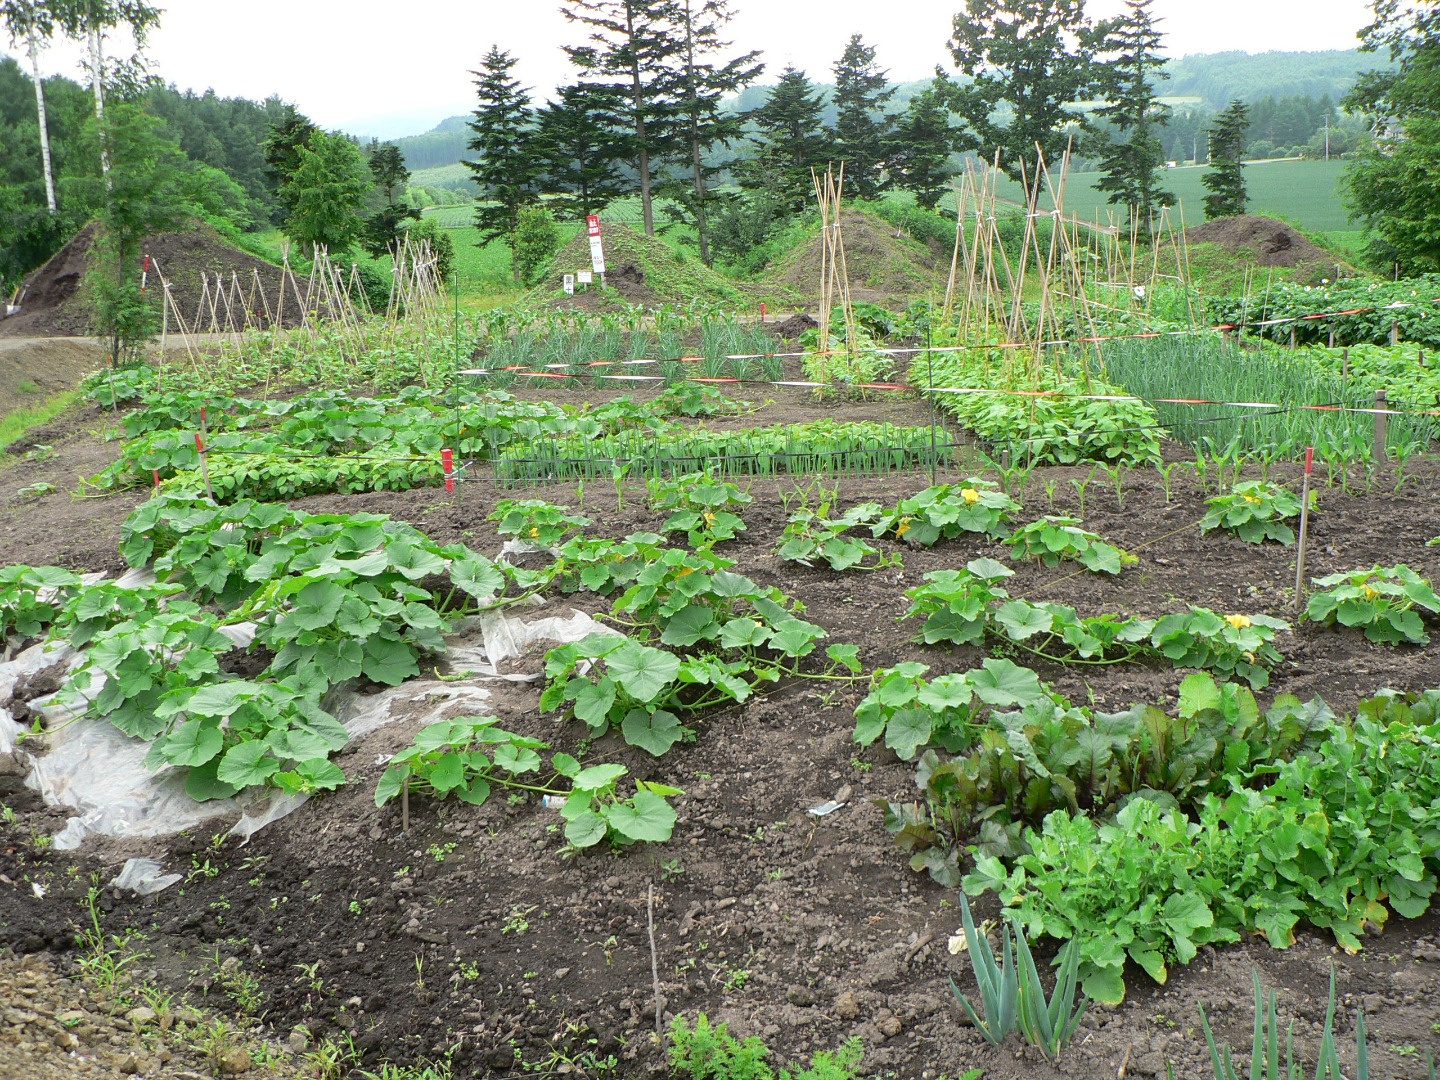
[586,215,602,237]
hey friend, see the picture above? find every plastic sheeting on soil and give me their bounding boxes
[0,602,613,853]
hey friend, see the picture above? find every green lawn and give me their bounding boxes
[959,158,1353,233]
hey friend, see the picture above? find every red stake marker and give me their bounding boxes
[1304,446,1314,475]
[441,448,455,493]
[760,302,766,323]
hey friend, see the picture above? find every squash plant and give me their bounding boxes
[1005,516,1136,575]
[373,716,681,848]
[1200,480,1310,545]
[1304,564,1440,644]
[871,481,1020,546]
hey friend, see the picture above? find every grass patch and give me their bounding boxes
[0,390,77,451]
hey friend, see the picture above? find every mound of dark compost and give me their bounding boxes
[1184,215,1338,270]
[767,209,944,305]
[0,222,303,338]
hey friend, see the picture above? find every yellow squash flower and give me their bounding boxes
[1225,614,1252,630]
[961,488,980,505]
[896,517,911,537]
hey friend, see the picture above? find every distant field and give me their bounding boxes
[952,158,1352,234]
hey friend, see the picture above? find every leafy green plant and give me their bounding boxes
[885,671,1330,884]
[668,1014,866,1080]
[0,564,83,640]
[490,498,591,548]
[1144,608,1289,690]
[854,658,1048,760]
[914,341,1162,467]
[647,471,752,545]
[374,717,680,849]
[1200,481,1309,545]
[1304,564,1440,644]
[902,559,1017,646]
[872,481,1020,546]
[962,686,1440,1003]
[775,504,898,572]
[1005,516,1136,575]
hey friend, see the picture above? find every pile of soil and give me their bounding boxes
[0,222,303,339]
[766,209,944,305]
[1184,215,1342,271]
[538,223,774,313]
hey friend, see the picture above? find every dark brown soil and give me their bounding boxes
[0,337,108,420]
[767,210,945,306]
[0,222,304,339]
[1184,215,1344,272]
[3,380,1440,1079]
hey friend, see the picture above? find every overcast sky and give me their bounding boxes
[9,0,1375,137]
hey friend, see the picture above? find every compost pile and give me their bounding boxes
[1184,214,1341,271]
[0,222,302,338]
[766,209,944,304]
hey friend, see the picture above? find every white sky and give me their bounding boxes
[8,0,1375,137]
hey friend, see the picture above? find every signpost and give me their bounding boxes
[587,214,606,282]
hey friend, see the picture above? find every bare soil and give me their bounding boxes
[0,222,303,340]
[2,377,1440,1079]
[767,210,945,306]
[1184,215,1347,273]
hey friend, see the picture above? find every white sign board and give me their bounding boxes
[588,235,606,275]
[577,271,592,285]
[563,274,575,295]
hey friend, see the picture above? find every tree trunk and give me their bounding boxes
[27,30,57,214]
[88,25,111,186]
[625,4,654,236]
[683,7,711,265]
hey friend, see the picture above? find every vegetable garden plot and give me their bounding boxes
[6,410,1440,1079]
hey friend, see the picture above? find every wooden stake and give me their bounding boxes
[1292,448,1314,613]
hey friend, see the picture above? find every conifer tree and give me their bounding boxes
[664,0,762,264]
[363,141,419,258]
[561,0,682,236]
[740,65,833,211]
[1094,0,1173,233]
[831,34,894,200]
[463,45,540,274]
[1202,99,1249,219]
[263,103,317,213]
[534,81,632,222]
[885,83,960,210]
[942,0,1099,180]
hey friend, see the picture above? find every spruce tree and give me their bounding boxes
[740,65,833,211]
[561,0,683,237]
[534,81,632,222]
[262,103,316,214]
[463,45,540,275]
[885,84,960,210]
[363,141,419,258]
[831,34,894,200]
[942,0,1099,180]
[664,0,762,265]
[1094,0,1173,233]
[1202,99,1249,220]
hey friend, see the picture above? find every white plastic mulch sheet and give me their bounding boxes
[0,593,612,860]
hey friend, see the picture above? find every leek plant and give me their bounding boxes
[949,895,1088,1060]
